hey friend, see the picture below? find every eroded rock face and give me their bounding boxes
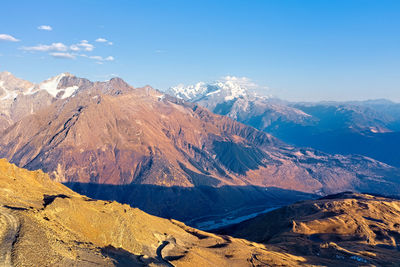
[219,192,400,266]
[0,158,317,267]
[0,74,397,191]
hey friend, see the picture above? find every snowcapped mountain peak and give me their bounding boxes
[39,73,68,97]
[169,81,210,100]
[0,72,81,100]
[38,73,78,98]
[168,76,262,102]
[215,76,251,101]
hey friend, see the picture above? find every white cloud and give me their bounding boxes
[95,38,107,42]
[77,40,94,51]
[21,42,68,52]
[0,34,20,42]
[96,38,113,45]
[85,55,102,60]
[38,25,52,31]
[69,45,80,51]
[24,40,94,52]
[18,39,113,63]
[50,52,76,59]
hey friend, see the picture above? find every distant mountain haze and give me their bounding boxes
[169,80,400,168]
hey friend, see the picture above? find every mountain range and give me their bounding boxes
[0,72,399,227]
[1,72,400,266]
[168,80,400,168]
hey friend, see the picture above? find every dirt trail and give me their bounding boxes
[0,207,19,267]
[156,240,174,267]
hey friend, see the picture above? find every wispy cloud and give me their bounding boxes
[50,52,76,59]
[96,38,113,45]
[80,54,114,62]
[0,34,20,42]
[38,25,52,31]
[19,39,113,63]
[21,42,68,52]
[22,40,95,53]
[77,40,94,51]
[69,45,80,51]
[95,38,107,42]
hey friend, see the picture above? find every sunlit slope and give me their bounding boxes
[0,158,314,266]
[221,192,400,266]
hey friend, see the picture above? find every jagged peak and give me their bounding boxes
[106,76,133,89]
[38,73,79,98]
[168,76,264,102]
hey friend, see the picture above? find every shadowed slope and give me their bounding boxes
[64,182,316,225]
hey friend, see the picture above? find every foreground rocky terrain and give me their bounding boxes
[0,158,324,267]
[219,192,400,266]
[1,159,400,266]
[0,72,400,224]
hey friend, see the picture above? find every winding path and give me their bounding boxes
[156,240,174,267]
[0,208,19,267]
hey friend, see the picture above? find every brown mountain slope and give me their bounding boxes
[219,192,400,266]
[1,74,400,223]
[0,158,319,267]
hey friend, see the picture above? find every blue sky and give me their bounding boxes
[1,0,399,101]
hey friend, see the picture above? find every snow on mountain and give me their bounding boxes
[38,72,79,98]
[168,76,263,102]
[39,73,68,97]
[0,81,18,100]
[170,81,211,100]
[168,75,314,133]
[0,71,34,100]
[0,71,79,100]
